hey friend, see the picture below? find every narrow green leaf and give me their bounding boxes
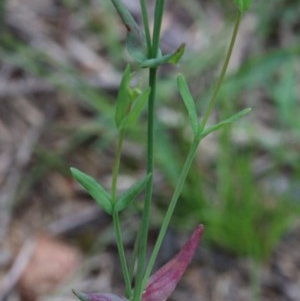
[177,74,199,137]
[115,65,132,128]
[115,173,152,212]
[120,88,151,129]
[200,108,251,137]
[234,0,252,13]
[140,44,185,68]
[110,0,147,63]
[70,168,112,215]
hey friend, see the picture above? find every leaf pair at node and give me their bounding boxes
[115,65,150,130]
[70,168,151,215]
[111,0,185,66]
[177,74,251,138]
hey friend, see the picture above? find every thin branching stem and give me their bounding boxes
[152,0,166,56]
[128,227,141,282]
[111,132,132,297]
[111,132,124,204]
[142,10,242,288]
[133,67,157,301]
[133,0,166,299]
[113,211,132,298]
[142,137,199,287]
[199,12,242,131]
[139,0,152,54]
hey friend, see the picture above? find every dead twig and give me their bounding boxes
[0,119,45,242]
[0,238,36,301]
[0,79,54,99]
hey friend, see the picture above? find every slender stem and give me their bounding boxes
[142,10,242,289]
[113,211,132,298]
[133,1,166,298]
[199,12,241,132]
[134,0,165,301]
[152,0,166,57]
[128,227,141,282]
[139,0,152,55]
[142,136,200,288]
[133,67,157,301]
[111,131,125,204]
[111,132,132,297]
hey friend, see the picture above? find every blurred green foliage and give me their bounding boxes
[1,0,300,261]
[153,0,300,260]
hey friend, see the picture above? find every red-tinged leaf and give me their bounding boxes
[72,289,129,301]
[142,225,204,301]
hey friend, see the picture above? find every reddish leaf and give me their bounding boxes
[72,290,129,301]
[142,224,204,301]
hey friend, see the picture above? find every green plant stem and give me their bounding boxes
[199,11,242,132]
[142,135,200,288]
[133,67,157,301]
[152,0,166,57]
[113,211,132,298]
[128,227,141,282]
[111,131,132,297]
[139,0,152,55]
[133,1,166,299]
[111,131,125,203]
[142,10,242,289]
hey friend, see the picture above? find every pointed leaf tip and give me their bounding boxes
[115,173,152,212]
[115,65,132,128]
[200,107,251,138]
[72,290,129,301]
[110,0,147,62]
[140,44,185,68]
[142,224,204,301]
[70,168,112,215]
[177,74,199,137]
[72,289,89,301]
